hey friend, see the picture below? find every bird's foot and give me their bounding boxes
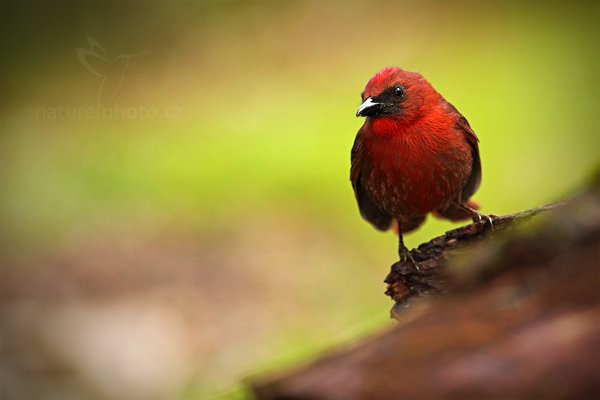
[471,211,497,229]
[459,203,496,230]
[399,245,421,272]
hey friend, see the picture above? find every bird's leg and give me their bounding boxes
[456,202,496,229]
[398,233,420,272]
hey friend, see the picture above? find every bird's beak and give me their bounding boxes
[356,97,384,117]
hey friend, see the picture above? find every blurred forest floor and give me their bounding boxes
[0,214,390,399]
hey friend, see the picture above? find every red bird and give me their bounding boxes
[351,67,492,267]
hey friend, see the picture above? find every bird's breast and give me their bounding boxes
[362,130,472,218]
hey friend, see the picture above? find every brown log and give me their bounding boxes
[251,180,600,400]
[385,200,566,317]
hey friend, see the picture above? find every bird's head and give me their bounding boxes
[356,67,440,124]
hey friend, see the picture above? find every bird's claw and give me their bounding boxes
[457,202,496,230]
[471,211,496,230]
[399,246,421,272]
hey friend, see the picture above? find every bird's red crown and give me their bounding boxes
[361,67,429,100]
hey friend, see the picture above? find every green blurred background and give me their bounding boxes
[0,1,598,399]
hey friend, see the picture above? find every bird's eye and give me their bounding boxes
[392,86,404,98]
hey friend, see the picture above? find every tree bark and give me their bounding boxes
[385,200,565,318]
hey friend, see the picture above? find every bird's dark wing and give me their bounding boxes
[445,102,481,203]
[458,115,482,202]
[351,132,392,231]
